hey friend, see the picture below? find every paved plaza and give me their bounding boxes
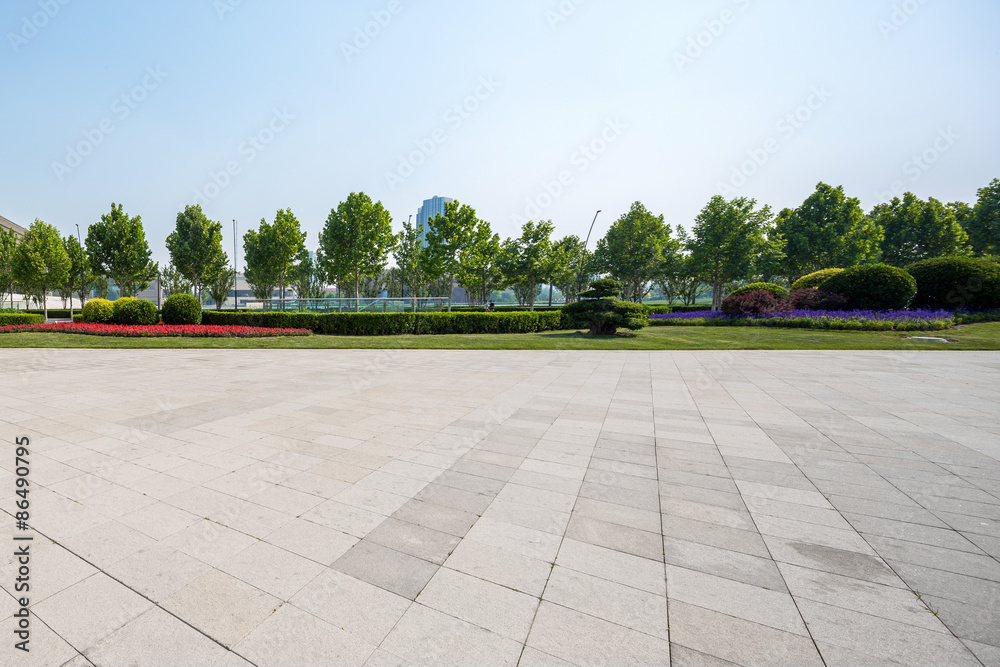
[1,349,999,666]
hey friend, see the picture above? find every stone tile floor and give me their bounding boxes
[0,349,998,666]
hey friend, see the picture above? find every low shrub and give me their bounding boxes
[906,256,1000,309]
[791,268,845,291]
[0,313,44,326]
[162,293,202,325]
[113,298,158,325]
[82,298,114,323]
[200,310,564,335]
[728,282,789,300]
[25,309,75,319]
[721,290,784,316]
[787,288,848,311]
[562,280,648,335]
[821,264,917,311]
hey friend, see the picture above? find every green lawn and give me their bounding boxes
[2,323,999,350]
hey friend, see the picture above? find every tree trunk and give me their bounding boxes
[529,282,535,312]
[448,273,454,312]
[548,283,553,307]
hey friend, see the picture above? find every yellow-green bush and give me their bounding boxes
[82,298,114,323]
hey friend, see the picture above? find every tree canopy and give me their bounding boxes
[13,219,70,319]
[86,203,157,297]
[165,205,229,297]
[869,193,969,267]
[320,192,397,301]
[594,201,679,302]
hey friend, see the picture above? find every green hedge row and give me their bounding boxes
[24,309,76,319]
[0,313,45,326]
[449,305,565,313]
[200,310,564,335]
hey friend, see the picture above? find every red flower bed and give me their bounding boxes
[0,322,311,338]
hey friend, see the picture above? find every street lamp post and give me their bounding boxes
[233,219,238,311]
[402,214,411,307]
[75,224,85,314]
[577,210,601,296]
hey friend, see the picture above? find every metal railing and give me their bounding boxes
[244,297,453,313]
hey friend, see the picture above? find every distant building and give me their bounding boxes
[415,196,454,238]
[0,215,25,238]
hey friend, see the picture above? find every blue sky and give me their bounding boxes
[2,0,998,268]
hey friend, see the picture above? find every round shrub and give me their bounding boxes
[728,282,789,300]
[788,288,848,311]
[162,293,202,325]
[791,268,845,291]
[82,298,114,323]
[821,264,917,311]
[113,298,158,325]
[906,256,1000,310]
[563,280,648,335]
[721,290,784,316]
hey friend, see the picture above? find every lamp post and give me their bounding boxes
[75,224,85,313]
[577,210,601,296]
[402,214,411,306]
[233,219,238,311]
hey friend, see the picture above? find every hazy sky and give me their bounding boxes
[2,0,998,268]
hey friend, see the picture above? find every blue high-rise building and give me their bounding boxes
[416,196,454,237]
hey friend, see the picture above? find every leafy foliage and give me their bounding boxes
[82,298,114,323]
[243,209,305,300]
[165,205,228,296]
[0,226,20,309]
[563,279,648,335]
[457,219,505,305]
[162,293,202,325]
[499,220,554,310]
[728,282,789,300]
[86,203,157,297]
[869,193,969,266]
[906,256,1000,309]
[791,268,845,291]
[594,202,679,302]
[12,219,71,318]
[423,201,480,309]
[772,183,882,277]
[113,297,158,325]
[721,290,784,316]
[687,196,775,309]
[787,288,848,311]
[966,178,1000,256]
[206,268,237,310]
[200,310,564,335]
[821,263,917,310]
[320,193,396,300]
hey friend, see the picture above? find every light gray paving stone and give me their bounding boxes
[663,537,787,592]
[417,567,539,642]
[762,534,905,587]
[84,607,231,666]
[442,537,552,596]
[365,517,462,565]
[380,603,523,667]
[669,600,824,667]
[668,644,741,667]
[333,540,439,600]
[565,515,663,562]
[867,534,1000,581]
[234,603,376,667]
[661,514,771,557]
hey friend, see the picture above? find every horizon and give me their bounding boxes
[3,1,998,268]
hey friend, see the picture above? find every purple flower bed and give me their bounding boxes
[651,308,953,321]
[649,308,969,331]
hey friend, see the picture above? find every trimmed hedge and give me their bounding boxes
[906,256,1000,309]
[0,313,45,326]
[200,310,564,335]
[82,298,114,323]
[821,264,917,311]
[792,268,845,291]
[113,298,158,325]
[728,283,789,300]
[449,305,565,313]
[25,309,75,319]
[162,293,202,325]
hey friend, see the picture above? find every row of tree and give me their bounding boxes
[2,177,997,317]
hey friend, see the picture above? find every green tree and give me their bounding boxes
[244,209,305,301]
[206,268,237,310]
[93,275,110,300]
[869,193,970,266]
[320,193,397,306]
[161,263,192,297]
[63,234,94,312]
[291,248,327,300]
[457,219,504,306]
[499,220,555,311]
[12,219,70,319]
[165,205,229,299]
[967,178,1000,256]
[772,183,883,278]
[595,202,679,303]
[687,196,775,310]
[549,235,587,305]
[423,201,479,311]
[393,218,427,301]
[86,203,157,297]
[0,227,19,309]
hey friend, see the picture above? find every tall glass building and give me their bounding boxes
[415,196,454,237]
